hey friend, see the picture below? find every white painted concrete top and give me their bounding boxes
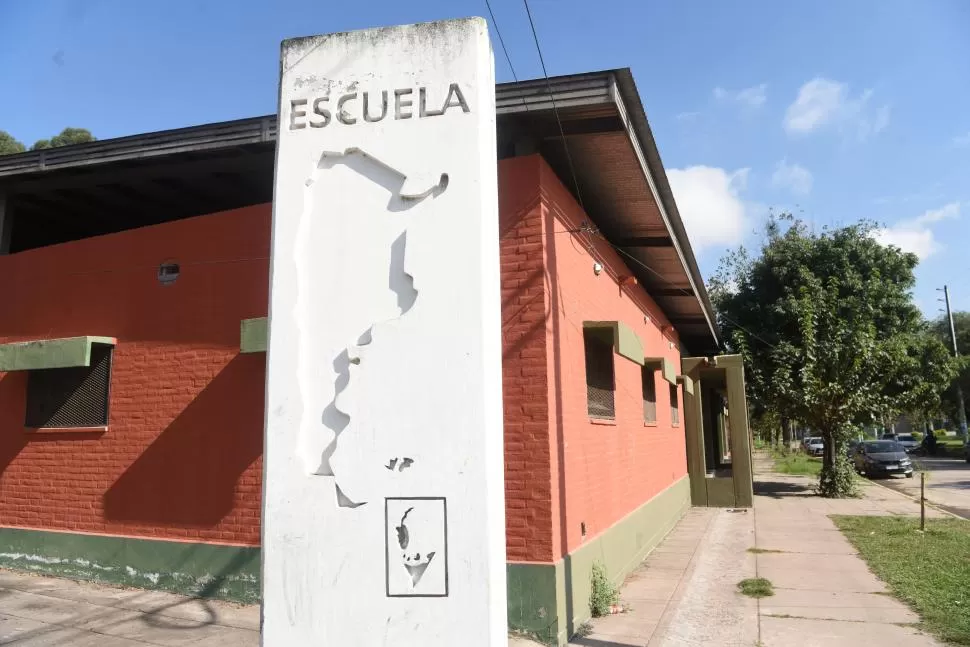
[262,18,506,646]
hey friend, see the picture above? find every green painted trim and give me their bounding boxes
[723,355,754,507]
[678,375,694,395]
[682,379,708,505]
[705,477,736,507]
[0,527,259,604]
[240,317,268,354]
[507,562,564,644]
[0,336,116,371]
[508,476,691,645]
[583,321,644,365]
[645,357,677,385]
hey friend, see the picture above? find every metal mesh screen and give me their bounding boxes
[642,367,657,423]
[25,344,112,428]
[583,328,615,418]
[670,383,680,426]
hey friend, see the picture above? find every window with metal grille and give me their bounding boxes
[670,383,680,426]
[25,344,112,428]
[642,366,656,423]
[583,327,615,419]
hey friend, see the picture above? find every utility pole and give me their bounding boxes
[941,285,968,439]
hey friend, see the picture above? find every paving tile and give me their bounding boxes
[0,611,52,643]
[74,608,235,646]
[0,589,111,626]
[762,587,918,623]
[760,615,939,646]
[0,625,147,646]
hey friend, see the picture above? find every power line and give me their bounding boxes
[521,0,586,213]
[606,240,778,351]
[517,0,770,354]
[483,0,519,81]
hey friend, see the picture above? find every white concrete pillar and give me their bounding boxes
[262,18,506,646]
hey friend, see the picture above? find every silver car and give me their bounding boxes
[895,433,919,453]
[804,437,824,456]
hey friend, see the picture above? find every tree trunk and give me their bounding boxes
[782,417,793,450]
[817,425,855,498]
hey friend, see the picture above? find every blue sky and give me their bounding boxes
[2,0,969,314]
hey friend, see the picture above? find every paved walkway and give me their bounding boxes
[0,570,259,645]
[571,453,943,647]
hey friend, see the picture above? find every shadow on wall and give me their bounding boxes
[103,354,264,527]
[0,372,28,475]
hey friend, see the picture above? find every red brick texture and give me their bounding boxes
[0,206,270,546]
[0,156,687,564]
[537,157,687,558]
[499,155,688,564]
[499,157,556,563]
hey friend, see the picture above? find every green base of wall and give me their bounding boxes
[0,527,260,604]
[507,475,691,645]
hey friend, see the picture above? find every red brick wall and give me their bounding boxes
[0,159,688,562]
[0,206,270,546]
[537,158,688,558]
[499,157,556,563]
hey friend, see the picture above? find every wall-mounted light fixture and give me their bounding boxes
[593,262,603,276]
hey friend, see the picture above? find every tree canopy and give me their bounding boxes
[711,214,955,497]
[0,131,26,155]
[929,310,970,426]
[32,127,96,150]
[0,128,96,155]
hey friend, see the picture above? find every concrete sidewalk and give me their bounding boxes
[0,569,550,646]
[0,570,259,645]
[571,454,943,647]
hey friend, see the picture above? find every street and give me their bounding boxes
[878,456,970,520]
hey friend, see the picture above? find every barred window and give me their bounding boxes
[670,383,680,426]
[642,367,657,423]
[583,327,615,419]
[25,344,112,429]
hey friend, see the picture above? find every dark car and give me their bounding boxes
[853,441,914,478]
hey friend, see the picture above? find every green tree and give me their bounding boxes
[929,311,970,427]
[30,139,51,150]
[0,131,26,155]
[48,127,95,147]
[712,215,955,497]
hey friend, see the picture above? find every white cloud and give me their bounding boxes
[667,166,750,253]
[675,110,700,122]
[784,77,890,140]
[872,202,961,260]
[915,202,961,224]
[714,84,767,108]
[952,131,970,147]
[771,160,813,196]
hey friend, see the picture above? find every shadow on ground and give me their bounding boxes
[754,480,813,499]
[570,638,639,647]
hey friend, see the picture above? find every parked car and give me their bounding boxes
[895,433,919,453]
[879,432,898,441]
[804,437,824,456]
[852,440,914,478]
[965,441,970,464]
